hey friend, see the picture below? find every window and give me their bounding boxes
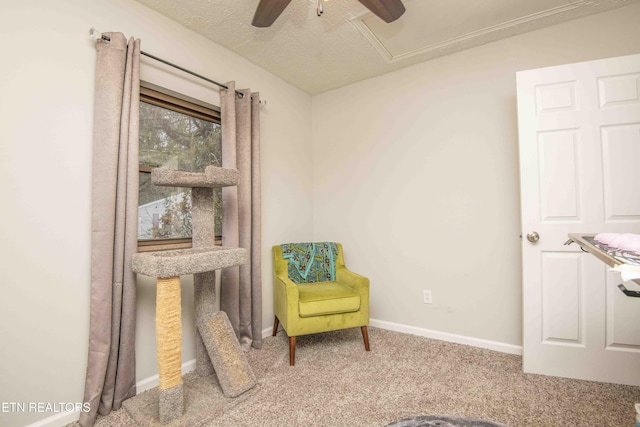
[138,84,222,252]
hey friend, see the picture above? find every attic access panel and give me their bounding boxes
[351,0,614,63]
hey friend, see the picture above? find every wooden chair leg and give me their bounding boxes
[289,336,296,366]
[361,326,370,351]
[272,316,279,337]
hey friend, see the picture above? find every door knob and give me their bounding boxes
[527,231,540,243]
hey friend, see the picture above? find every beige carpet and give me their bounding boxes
[70,327,640,426]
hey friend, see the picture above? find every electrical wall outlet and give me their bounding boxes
[423,290,432,304]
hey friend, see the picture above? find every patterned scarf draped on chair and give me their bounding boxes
[281,242,338,284]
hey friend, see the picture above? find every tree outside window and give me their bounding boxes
[138,86,221,251]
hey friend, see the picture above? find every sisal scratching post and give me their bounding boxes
[196,311,257,397]
[156,276,184,423]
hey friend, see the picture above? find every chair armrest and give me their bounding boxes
[336,266,370,324]
[273,273,301,330]
[275,273,300,302]
[336,266,370,295]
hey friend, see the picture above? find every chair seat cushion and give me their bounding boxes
[297,282,360,318]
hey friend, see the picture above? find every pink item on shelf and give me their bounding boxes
[594,233,640,255]
[594,233,619,245]
[608,234,627,249]
[616,233,640,253]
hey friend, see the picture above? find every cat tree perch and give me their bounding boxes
[132,165,256,424]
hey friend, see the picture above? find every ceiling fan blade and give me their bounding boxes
[357,0,405,23]
[252,0,292,27]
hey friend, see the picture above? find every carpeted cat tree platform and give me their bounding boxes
[132,166,256,424]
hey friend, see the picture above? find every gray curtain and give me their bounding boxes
[80,33,140,427]
[220,81,263,351]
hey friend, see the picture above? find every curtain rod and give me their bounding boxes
[89,28,265,105]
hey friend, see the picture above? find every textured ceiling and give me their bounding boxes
[133,0,639,95]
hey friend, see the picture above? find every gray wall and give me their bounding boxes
[0,0,313,425]
[311,3,640,347]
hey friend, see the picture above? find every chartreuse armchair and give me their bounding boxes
[272,242,370,365]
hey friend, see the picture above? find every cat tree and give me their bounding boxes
[132,165,256,424]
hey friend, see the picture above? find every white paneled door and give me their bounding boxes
[517,53,640,386]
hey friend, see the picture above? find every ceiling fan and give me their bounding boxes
[251,0,406,27]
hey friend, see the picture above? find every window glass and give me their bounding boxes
[138,91,221,248]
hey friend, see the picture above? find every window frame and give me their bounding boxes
[137,83,222,252]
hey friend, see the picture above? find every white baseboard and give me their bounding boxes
[24,410,81,427]
[264,317,522,355]
[262,325,273,339]
[369,318,523,355]
[136,358,197,393]
[25,360,199,427]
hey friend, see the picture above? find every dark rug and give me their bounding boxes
[387,415,508,427]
